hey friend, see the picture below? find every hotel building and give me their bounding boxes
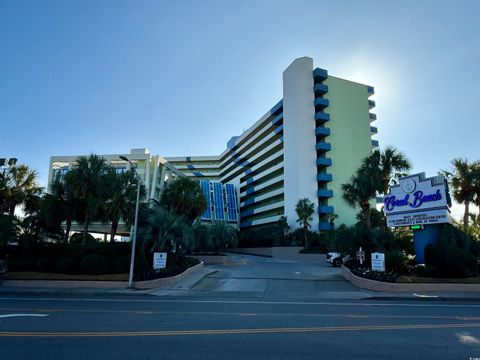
[167,57,377,231]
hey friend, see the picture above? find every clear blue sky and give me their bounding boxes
[1,0,479,195]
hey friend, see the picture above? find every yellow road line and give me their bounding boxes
[1,323,480,337]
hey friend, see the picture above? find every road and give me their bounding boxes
[0,254,479,359]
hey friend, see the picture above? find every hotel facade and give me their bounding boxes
[166,57,377,231]
[48,57,377,232]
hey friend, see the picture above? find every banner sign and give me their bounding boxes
[383,173,451,228]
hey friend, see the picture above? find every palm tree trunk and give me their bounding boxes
[83,214,89,245]
[362,203,371,230]
[65,217,72,243]
[110,220,118,243]
[464,201,470,229]
[304,225,308,249]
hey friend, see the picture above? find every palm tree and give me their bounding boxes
[278,216,290,237]
[209,221,237,253]
[103,169,144,242]
[295,198,315,248]
[444,158,477,228]
[0,164,42,216]
[160,177,207,223]
[141,205,193,256]
[361,146,411,195]
[342,169,377,230]
[66,154,111,245]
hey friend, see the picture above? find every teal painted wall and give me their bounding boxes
[323,76,374,226]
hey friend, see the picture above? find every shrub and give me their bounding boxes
[134,252,149,274]
[35,257,56,273]
[79,254,109,275]
[425,243,478,278]
[385,250,407,274]
[70,232,97,244]
[55,257,78,274]
[112,255,131,274]
[7,257,36,272]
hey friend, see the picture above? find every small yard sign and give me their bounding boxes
[153,252,167,270]
[371,252,385,272]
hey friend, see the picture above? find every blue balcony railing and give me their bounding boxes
[313,68,328,81]
[314,98,329,109]
[317,173,333,182]
[316,142,331,151]
[316,157,332,167]
[318,205,334,214]
[314,83,328,95]
[317,189,333,198]
[315,112,330,123]
[315,127,330,136]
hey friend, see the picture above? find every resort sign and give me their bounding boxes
[383,173,451,227]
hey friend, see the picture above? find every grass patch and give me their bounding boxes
[4,272,129,281]
[397,276,480,284]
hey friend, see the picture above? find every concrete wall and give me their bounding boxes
[324,76,374,226]
[283,57,319,231]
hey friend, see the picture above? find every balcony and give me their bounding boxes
[369,113,377,121]
[316,157,332,167]
[314,97,329,109]
[271,100,283,116]
[315,112,330,123]
[316,142,331,151]
[372,139,379,147]
[315,126,330,136]
[272,113,283,125]
[368,100,376,109]
[314,83,328,95]
[370,126,378,134]
[317,189,333,198]
[318,205,334,214]
[313,68,328,81]
[318,222,333,231]
[317,173,333,182]
[367,86,375,96]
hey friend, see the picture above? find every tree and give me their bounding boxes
[160,177,206,223]
[140,205,193,259]
[444,158,478,229]
[295,198,315,248]
[0,164,42,216]
[343,146,411,229]
[103,169,143,242]
[342,171,376,230]
[209,221,237,253]
[278,216,290,237]
[65,155,111,245]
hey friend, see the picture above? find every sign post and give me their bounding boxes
[356,247,365,265]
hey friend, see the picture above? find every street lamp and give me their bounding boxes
[119,156,141,289]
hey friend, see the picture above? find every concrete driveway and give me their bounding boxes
[152,253,366,300]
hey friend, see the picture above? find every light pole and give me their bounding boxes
[119,156,141,289]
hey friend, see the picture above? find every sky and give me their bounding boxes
[1,0,479,219]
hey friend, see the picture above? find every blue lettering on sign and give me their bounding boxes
[384,189,442,211]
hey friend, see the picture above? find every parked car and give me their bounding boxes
[326,252,343,267]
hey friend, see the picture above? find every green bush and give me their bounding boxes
[7,257,36,272]
[79,254,109,275]
[425,243,478,278]
[112,255,131,274]
[70,232,97,244]
[134,253,149,274]
[35,257,56,273]
[55,257,78,274]
[385,250,407,274]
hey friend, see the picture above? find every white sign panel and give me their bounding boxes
[371,252,385,272]
[153,252,167,270]
[383,173,451,227]
[386,208,450,227]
